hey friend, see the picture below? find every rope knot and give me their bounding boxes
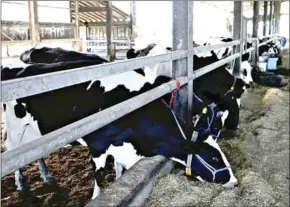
[169,78,181,108]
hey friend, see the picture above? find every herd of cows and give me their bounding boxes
[1,36,287,200]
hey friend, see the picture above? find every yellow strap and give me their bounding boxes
[230,86,234,91]
[202,107,207,114]
[185,167,191,176]
[243,86,246,90]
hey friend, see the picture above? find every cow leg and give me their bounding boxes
[114,161,124,180]
[14,169,29,193]
[92,179,101,200]
[91,153,109,200]
[225,105,239,130]
[37,158,53,184]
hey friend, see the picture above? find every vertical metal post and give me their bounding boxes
[274,1,281,34]
[263,1,268,36]
[74,1,80,50]
[28,1,32,41]
[252,1,259,38]
[172,1,193,124]
[187,2,193,126]
[242,16,247,39]
[106,1,114,61]
[29,0,40,45]
[269,1,273,34]
[233,1,243,75]
[273,1,276,33]
[130,1,136,43]
[252,38,259,68]
[69,1,73,23]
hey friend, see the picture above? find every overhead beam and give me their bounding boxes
[263,1,268,36]
[86,21,131,27]
[246,12,288,21]
[233,1,243,74]
[106,1,114,61]
[78,6,106,13]
[1,21,75,28]
[252,1,259,37]
[172,1,193,124]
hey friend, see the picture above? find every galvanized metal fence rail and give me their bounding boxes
[1,1,281,178]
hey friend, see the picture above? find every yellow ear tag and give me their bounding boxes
[185,168,192,176]
[243,86,246,90]
[230,86,234,91]
[202,107,207,114]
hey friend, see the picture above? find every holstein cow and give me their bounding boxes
[258,38,284,67]
[200,37,254,85]
[2,45,237,199]
[127,44,251,132]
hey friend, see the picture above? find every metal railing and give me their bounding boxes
[1,34,281,177]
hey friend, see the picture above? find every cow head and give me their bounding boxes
[192,104,229,140]
[237,61,253,85]
[126,44,173,82]
[3,99,42,151]
[184,129,237,187]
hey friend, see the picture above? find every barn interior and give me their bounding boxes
[1,1,289,207]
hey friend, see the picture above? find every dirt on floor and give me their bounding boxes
[146,49,290,207]
[1,145,116,207]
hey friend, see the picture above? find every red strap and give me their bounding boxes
[169,78,181,108]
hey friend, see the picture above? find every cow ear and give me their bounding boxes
[216,111,224,118]
[14,103,27,118]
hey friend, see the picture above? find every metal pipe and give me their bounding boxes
[193,52,240,79]
[1,77,188,177]
[2,50,187,102]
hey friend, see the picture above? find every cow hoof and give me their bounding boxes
[41,173,54,185]
[17,185,30,198]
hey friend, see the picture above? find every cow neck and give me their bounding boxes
[192,92,220,139]
[224,75,237,96]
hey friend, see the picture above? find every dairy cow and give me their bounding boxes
[2,45,237,199]
[127,44,250,131]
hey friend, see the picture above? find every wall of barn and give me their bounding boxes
[1,1,72,41]
[1,1,75,58]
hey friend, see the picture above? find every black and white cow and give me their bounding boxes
[198,37,254,85]
[2,45,237,199]
[127,43,251,131]
[258,38,284,68]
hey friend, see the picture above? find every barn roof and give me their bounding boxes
[70,1,131,26]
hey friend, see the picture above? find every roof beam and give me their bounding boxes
[1,21,75,28]
[78,6,106,13]
[86,21,131,27]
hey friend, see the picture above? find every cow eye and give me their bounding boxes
[212,157,219,162]
[242,69,247,77]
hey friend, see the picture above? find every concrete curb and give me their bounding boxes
[85,155,174,207]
